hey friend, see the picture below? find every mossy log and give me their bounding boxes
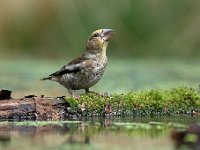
[0,87,200,120]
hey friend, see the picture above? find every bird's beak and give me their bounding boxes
[102,29,115,41]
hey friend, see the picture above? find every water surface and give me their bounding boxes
[0,116,198,150]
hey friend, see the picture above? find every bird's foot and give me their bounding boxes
[85,89,111,97]
[101,92,111,97]
[68,94,81,100]
[86,91,96,94]
[85,88,98,95]
[68,89,79,98]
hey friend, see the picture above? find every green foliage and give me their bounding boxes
[65,87,200,116]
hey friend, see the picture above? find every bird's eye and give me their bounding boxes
[93,33,98,37]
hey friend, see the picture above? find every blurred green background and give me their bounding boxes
[1,0,200,58]
[0,0,200,97]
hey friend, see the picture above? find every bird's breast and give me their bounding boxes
[60,57,107,90]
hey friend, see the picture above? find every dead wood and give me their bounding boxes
[0,90,71,120]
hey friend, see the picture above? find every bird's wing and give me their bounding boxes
[50,56,87,76]
[50,66,81,76]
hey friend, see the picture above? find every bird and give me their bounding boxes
[41,29,114,96]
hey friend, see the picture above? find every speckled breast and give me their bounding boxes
[60,61,107,90]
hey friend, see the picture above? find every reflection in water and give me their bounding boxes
[171,124,200,150]
[0,117,197,150]
[67,134,90,145]
[0,134,11,148]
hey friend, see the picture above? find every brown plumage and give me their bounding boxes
[41,29,114,96]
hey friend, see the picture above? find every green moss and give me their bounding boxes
[65,87,200,116]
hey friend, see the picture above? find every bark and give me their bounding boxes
[0,90,71,120]
[0,89,11,100]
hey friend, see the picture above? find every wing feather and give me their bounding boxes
[50,56,87,76]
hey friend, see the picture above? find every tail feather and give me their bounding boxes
[40,76,52,81]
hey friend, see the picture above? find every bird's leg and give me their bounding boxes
[85,89,108,96]
[68,89,80,99]
[85,88,96,94]
[68,89,75,97]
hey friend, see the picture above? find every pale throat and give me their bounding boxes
[101,41,109,57]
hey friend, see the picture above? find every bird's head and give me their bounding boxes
[86,29,114,56]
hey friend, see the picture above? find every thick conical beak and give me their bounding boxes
[102,29,115,41]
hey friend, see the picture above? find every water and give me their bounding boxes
[0,116,197,150]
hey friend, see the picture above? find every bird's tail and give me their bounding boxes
[40,76,52,81]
